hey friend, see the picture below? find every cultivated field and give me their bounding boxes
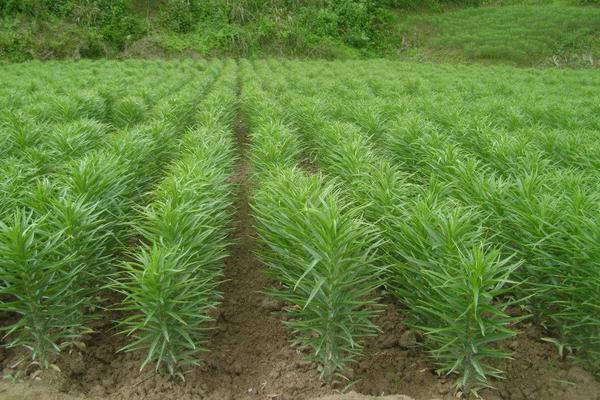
[0,59,599,400]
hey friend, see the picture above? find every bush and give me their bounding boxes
[0,0,72,16]
[0,0,141,49]
[161,0,200,33]
[297,7,339,38]
[386,0,485,8]
[91,0,141,47]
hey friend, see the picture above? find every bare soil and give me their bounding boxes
[2,304,599,400]
[1,86,599,400]
[354,304,600,400]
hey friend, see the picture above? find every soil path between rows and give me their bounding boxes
[185,72,334,399]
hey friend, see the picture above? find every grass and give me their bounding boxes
[398,3,600,66]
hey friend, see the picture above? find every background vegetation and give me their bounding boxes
[0,0,598,66]
[398,2,600,67]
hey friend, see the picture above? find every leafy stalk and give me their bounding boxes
[253,169,383,382]
[0,211,82,368]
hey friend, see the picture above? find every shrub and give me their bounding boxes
[161,0,200,33]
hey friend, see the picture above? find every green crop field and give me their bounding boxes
[1,57,599,400]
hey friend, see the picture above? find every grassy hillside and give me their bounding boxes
[398,3,600,67]
[0,0,598,66]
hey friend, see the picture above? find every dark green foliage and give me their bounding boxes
[163,2,194,33]
[95,3,141,48]
[2,0,599,61]
[0,0,73,16]
[366,0,485,9]
[326,0,383,46]
[0,0,400,59]
[160,0,201,33]
[0,0,142,53]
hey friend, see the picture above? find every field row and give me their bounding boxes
[1,59,599,397]
[249,59,600,391]
[0,59,235,373]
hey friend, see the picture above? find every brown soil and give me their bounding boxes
[3,302,599,400]
[1,299,600,400]
[1,80,600,400]
[354,303,600,400]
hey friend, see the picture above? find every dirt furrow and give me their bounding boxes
[192,66,331,400]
